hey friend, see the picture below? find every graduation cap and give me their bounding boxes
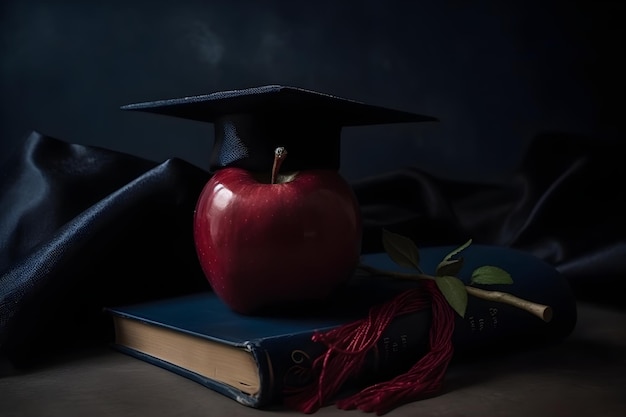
[121,85,437,173]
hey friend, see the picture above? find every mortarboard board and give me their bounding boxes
[121,85,437,173]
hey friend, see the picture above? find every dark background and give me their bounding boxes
[1,0,623,182]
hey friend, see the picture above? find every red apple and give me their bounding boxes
[193,155,362,314]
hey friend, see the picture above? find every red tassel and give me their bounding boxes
[284,279,455,414]
[336,281,455,414]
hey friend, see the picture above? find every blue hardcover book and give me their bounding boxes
[105,246,576,408]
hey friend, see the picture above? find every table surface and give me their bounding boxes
[2,302,626,417]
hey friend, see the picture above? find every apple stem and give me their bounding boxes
[271,147,288,184]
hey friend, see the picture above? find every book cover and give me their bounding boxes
[105,245,577,408]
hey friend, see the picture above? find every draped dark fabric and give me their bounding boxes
[1,131,624,367]
[355,132,626,297]
[0,132,210,366]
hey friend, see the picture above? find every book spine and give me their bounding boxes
[250,308,433,407]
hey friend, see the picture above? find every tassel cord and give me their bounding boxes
[284,283,448,414]
[336,281,455,415]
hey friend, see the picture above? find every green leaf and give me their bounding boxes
[435,275,468,317]
[382,229,421,270]
[441,239,473,263]
[436,257,464,277]
[470,266,513,285]
[434,239,472,277]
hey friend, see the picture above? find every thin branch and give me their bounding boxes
[356,263,553,322]
[465,286,552,322]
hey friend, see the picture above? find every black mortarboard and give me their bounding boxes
[121,85,437,173]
